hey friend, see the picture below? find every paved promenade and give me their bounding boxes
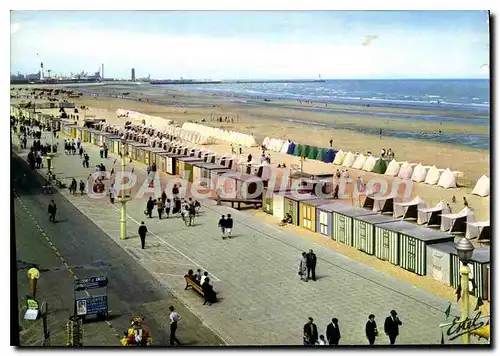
[15,131,483,345]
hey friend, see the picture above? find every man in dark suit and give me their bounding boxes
[326,318,341,345]
[48,200,57,223]
[303,317,318,346]
[306,249,317,281]
[365,314,378,345]
[384,310,402,345]
[138,222,148,249]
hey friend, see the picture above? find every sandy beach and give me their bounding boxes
[11,85,490,223]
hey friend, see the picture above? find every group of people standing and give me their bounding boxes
[145,192,200,227]
[64,138,80,155]
[303,310,402,346]
[298,250,317,282]
[217,214,234,239]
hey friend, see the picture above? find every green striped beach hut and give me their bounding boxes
[352,214,399,255]
[330,206,377,246]
[450,248,490,300]
[374,221,408,265]
[398,224,454,275]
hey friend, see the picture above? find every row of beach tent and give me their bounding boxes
[262,137,490,197]
[393,196,489,240]
[183,123,258,147]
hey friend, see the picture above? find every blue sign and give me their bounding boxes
[75,296,108,316]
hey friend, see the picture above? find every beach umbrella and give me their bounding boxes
[371,158,388,174]
[307,146,319,160]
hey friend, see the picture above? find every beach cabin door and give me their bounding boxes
[302,205,313,230]
[406,239,417,273]
[319,211,328,236]
[381,231,391,261]
[359,222,367,252]
[337,215,347,244]
[430,251,444,281]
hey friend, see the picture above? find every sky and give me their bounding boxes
[10,10,490,80]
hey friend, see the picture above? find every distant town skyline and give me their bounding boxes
[11,10,490,80]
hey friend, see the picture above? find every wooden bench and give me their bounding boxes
[216,198,263,210]
[184,277,217,305]
[184,276,204,296]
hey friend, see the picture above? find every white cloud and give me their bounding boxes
[10,22,21,35]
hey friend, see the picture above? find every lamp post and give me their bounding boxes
[455,237,475,345]
[46,125,56,173]
[116,137,131,240]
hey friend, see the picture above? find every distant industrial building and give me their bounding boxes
[131,68,136,82]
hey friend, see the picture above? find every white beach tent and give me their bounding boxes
[397,162,413,179]
[333,150,345,165]
[364,192,397,214]
[466,220,490,241]
[424,165,441,185]
[440,207,475,234]
[342,152,356,168]
[411,164,429,183]
[437,168,458,189]
[384,159,401,176]
[351,154,366,170]
[262,137,271,148]
[393,196,426,220]
[471,175,490,197]
[362,155,377,172]
[280,140,291,154]
[417,201,451,226]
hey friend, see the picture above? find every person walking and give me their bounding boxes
[79,180,86,195]
[146,197,155,218]
[48,200,57,223]
[306,249,317,281]
[299,252,308,282]
[365,314,378,345]
[188,202,196,226]
[157,197,164,220]
[218,215,226,239]
[384,310,402,345]
[161,191,167,205]
[225,214,233,238]
[303,317,318,346]
[138,222,148,249]
[168,306,181,346]
[109,183,116,204]
[326,318,341,345]
[165,198,171,218]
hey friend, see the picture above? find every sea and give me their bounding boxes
[78,79,491,149]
